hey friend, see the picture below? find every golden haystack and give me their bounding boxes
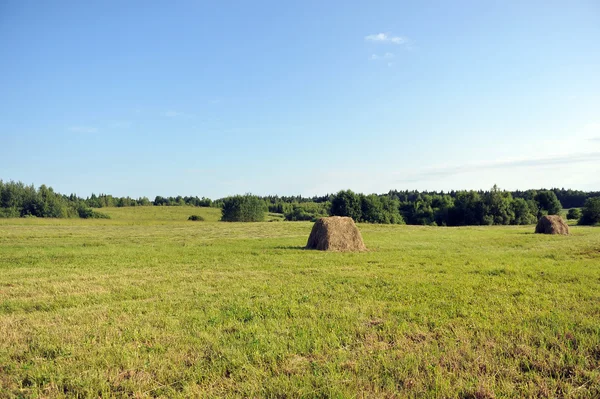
[306,216,366,251]
[535,215,569,235]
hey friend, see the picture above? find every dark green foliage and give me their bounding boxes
[0,207,20,218]
[0,181,73,218]
[3,179,598,226]
[284,202,329,221]
[153,195,212,207]
[567,208,582,220]
[549,188,598,208]
[511,198,537,225]
[447,191,486,226]
[483,185,515,225]
[400,194,448,225]
[188,215,205,221]
[86,193,150,208]
[221,195,266,222]
[268,201,291,214]
[0,180,112,219]
[77,206,111,219]
[578,198,600,225]
[330,190,362,221]
[534,190,562,217]
[329,191,404,224]
[360,194,404,224]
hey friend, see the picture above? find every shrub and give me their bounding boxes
[566,208,582,220]
[221,195,266,222]
[284,202,329,221]
[578,198,600,225]
[77,205,110,219]
[188,215,205,221]
[0,207,20,218]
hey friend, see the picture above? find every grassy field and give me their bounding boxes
[0,207,599,398]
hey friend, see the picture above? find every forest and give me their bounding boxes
[1,180,599,226]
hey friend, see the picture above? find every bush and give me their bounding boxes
[578,198,600,225]
[284,202,329,221]
[188,215,205,221]
[221,195,266,222]
[0,207,20,218]
[77,205,110,219]
[567,208,582,220]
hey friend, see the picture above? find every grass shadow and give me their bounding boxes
[273,245,307,250]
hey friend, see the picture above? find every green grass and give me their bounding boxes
[0,208,599,398]
[99,205,223,223]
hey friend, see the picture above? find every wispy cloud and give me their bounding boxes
[370,52,394,60]
[396,152,600,183]
[365,33,409,45]
[69,126,98,133]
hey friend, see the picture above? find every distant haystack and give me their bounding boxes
[306,216,366,252]
[535,215,569,235]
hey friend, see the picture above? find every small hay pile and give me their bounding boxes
[535,215,569,235]
[306,216,366,252]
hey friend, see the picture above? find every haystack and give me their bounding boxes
[306,216,366,251]
[535,215,569,235]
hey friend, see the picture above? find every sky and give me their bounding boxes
[1,0,599,199]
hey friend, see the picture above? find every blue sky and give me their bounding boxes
[1,0,599,199]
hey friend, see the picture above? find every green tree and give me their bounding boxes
[330,190,362,221]
[578,198,600,225]
[511,198,537,225]
[447,191,485,226]
[284,202,329,221]
[484,185,515,225]
[566,208,582,220]
[534,190,562,217]
[360,194,386,223]
[221,195,266,222]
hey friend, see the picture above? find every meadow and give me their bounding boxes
[0,207,599,398]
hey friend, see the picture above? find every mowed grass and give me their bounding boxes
[0,208,599,398]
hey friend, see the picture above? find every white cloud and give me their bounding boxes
[365,33,409,45]
[365,33,387,42]
[370,52,395,60]
[394,152,600,184]
[69,126,98,133]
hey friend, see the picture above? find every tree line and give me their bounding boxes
[1,179,599,225]
[0,181,108,219]
[220,186,599,226]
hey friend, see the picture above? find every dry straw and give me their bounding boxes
[535,215,569,235]
[306,216,367,251]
